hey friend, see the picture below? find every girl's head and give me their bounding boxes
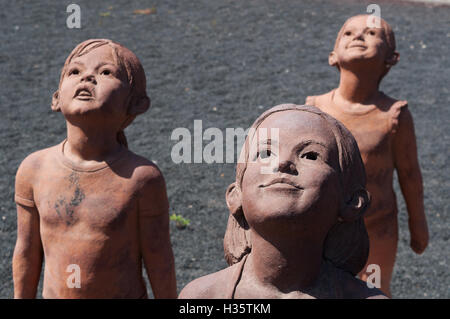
[224,104,370,275]
[52,39,150,147]
[329,15,399,84]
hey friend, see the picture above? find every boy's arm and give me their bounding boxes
[13,155,44,298]
[392,106,429,254]
[139,168,177,298]
[13,203,43,298]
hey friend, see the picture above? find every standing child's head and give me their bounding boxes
[329,15,399,84]
[51,39,150,147]
[224,104,371,275]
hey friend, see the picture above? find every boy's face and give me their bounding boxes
[240,111,342,236]
[333,15,389,66]
[58,45,130,122]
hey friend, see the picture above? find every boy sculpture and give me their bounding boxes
[179,104,386,299]
[305,15,428,296]
[13,39,176,298]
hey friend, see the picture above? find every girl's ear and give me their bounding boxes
[128,95,151,116]
[226,182,243,217]
[339,188,371,222]
[51,91,61,112]
[385,51,400,68]
[329,51,338,67]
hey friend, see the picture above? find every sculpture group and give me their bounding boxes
[13,15,428,299]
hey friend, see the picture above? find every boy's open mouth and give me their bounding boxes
[74,86,94,99]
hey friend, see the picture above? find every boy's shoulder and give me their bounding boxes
[121,149,165,187]
[179,264,240,299]
[16,143,61,176]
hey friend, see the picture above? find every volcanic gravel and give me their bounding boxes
[0,0,448,298]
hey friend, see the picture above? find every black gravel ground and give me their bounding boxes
[0,0,448,299]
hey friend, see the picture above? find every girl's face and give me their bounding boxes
[58,45,130,122]
[240,111,342,237]
[333,15,390,67]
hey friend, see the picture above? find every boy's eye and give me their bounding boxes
[344,31,352,36]
[69,69,79,75]
[301,151,319,161]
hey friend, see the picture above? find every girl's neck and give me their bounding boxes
[336,68,381,104]
[247,230,324,293]
[64,122,123,164]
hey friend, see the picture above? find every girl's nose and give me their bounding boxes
[276,160,298,175]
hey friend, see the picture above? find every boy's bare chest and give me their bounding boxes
[35,171,138,229]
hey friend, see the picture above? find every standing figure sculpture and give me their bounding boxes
[13,39,177,298]
[305,15,428,296]
[179,104,386,299]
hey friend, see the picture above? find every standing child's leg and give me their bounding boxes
[359,212,398,298]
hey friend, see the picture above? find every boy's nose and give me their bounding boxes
[81,74,97,84]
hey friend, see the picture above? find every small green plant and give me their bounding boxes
[170,213,190,229]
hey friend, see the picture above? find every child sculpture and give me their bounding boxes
[13,39,177,298]
[179,104,386,299]
[305,15,428,296]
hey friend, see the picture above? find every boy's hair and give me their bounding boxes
[332,15,397,84]
[53,39,150,147]
[224,104,370,276]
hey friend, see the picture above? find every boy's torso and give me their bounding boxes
[29,141,150,298]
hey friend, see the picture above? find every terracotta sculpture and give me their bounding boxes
[179,104,386,299]
[13,39,177,298]
[305,15,428,296]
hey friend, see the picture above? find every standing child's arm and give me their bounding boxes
[13,156,43,298]
[139,167,177,298]
[13,204,43,298]
[392,106,429,254]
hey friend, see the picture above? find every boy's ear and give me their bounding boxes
[339,188,371,222]
[328,51,338,67]
[128,95,151,116]
[385,51,400,68]
[51,91,61,112]
[226,182,243,217]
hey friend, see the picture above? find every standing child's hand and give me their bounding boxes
[408,217,429,254]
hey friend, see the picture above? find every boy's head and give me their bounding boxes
[224,104,370,275]
[329,15,399,83]
[51,39,150,146]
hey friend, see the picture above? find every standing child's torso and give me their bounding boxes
[29,141,152,298]
[307,90,408,219]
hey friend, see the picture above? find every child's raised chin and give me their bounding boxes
[51,42,149,164]
[328,15,399,104]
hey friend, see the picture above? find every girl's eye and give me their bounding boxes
[101,70,111,75]
[344,31,351,36]
[257,149,272,160]
[368,30,376,35]
[301,151,319,161]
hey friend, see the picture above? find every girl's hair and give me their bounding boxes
[55,39,149,147]
[223,104,370,276]
[332,15,397,84]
